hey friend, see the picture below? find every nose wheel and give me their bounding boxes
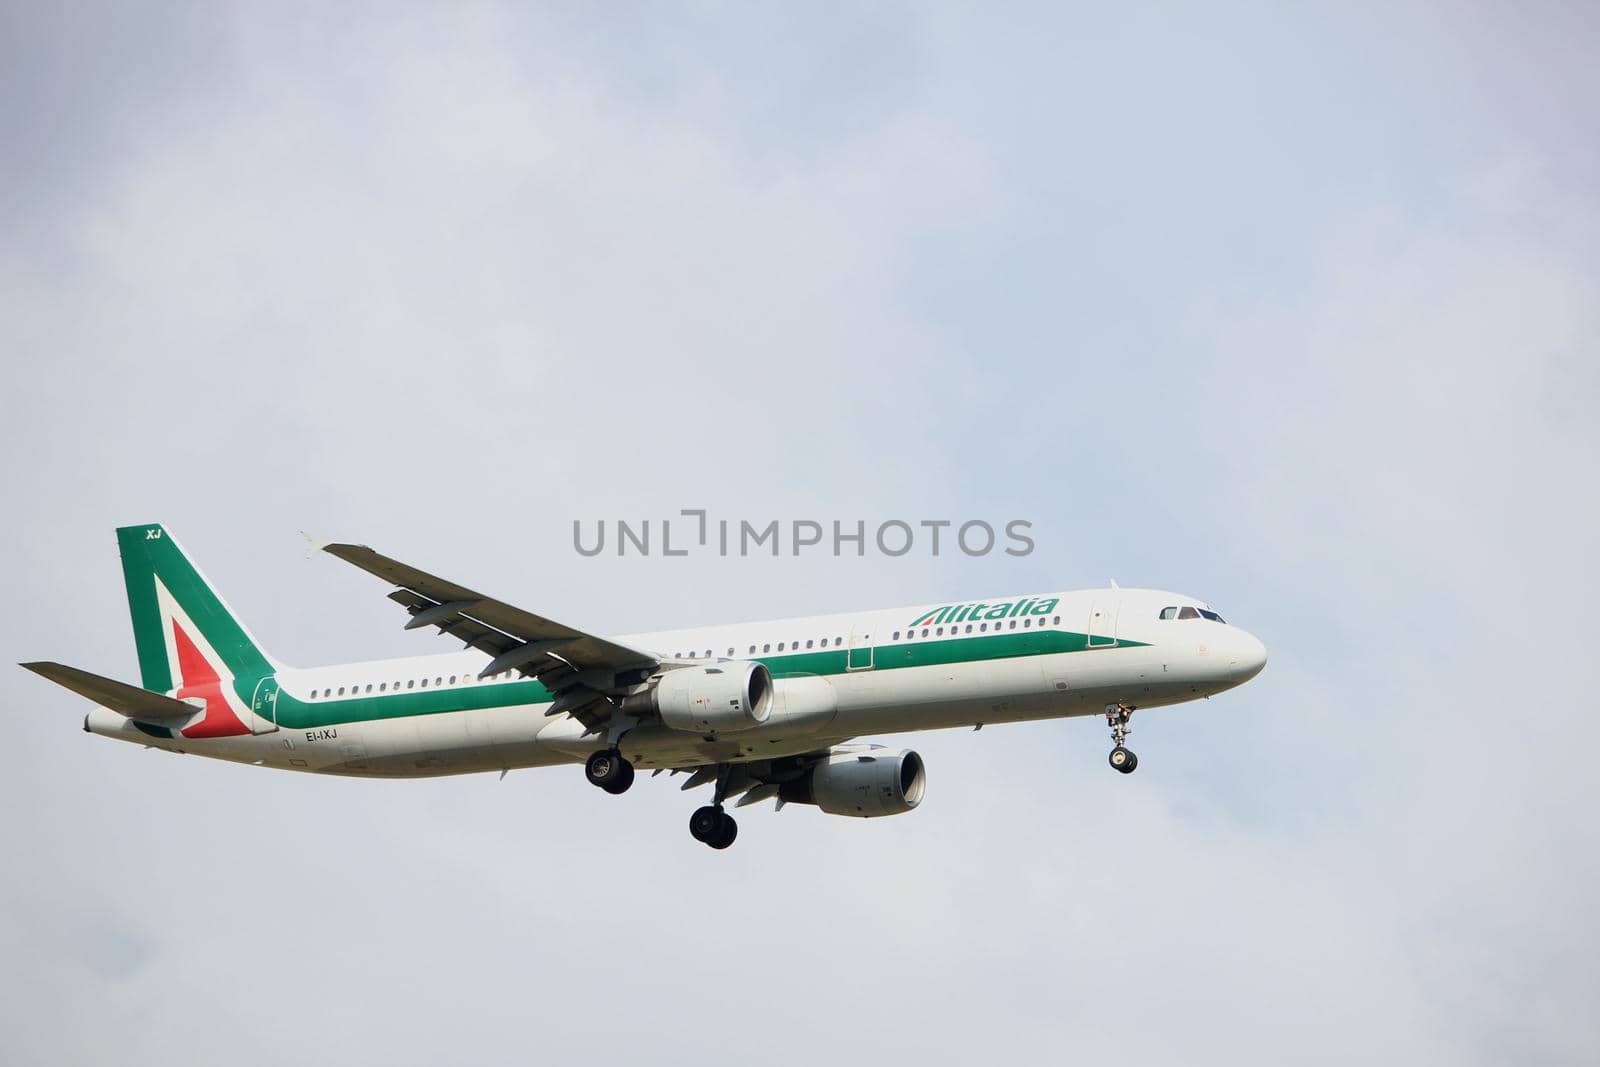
[1105,704,1138,774]
[585,748,635,794]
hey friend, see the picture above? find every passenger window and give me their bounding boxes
[420,678,429,688]
[762,643,771,653]
[748,645,756,655]
[1178,606,1200,620]
[727,647,734,656]
[965,624,973,633]
[365,684,373,693]
[807,639,815,649]
[1160,607,1177,620]
[1052,615,1060,625]
[337,687,345,696]
[980,622,988,632]
[379,683,387,692]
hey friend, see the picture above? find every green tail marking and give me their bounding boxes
[116,524,275,691]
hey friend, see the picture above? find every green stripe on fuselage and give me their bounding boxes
[257,629,1148,732]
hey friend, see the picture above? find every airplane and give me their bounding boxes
[22,524,1266,849]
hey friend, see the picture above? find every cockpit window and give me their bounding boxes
[1163,605,1227,621]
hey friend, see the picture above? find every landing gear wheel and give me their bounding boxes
[602,761,635,794]
[585,749,633,793]
[689,806,738,849]
[1104,703,1139,775]
[689,805,723,843]
[707,811,738,850]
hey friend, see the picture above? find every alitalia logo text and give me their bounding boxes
[908,596,1060,628]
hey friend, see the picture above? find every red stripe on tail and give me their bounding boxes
[173,621,251,738]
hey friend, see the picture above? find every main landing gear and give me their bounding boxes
[585,748,635,794]
[1106,704,1139,774]
[689,805,738,850]
[688,764,738,850]
[586,751,741,849]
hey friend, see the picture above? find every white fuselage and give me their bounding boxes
[86,587,1267,777]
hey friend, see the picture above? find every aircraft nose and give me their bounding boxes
[1230,629,1267,682]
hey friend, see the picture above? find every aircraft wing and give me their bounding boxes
[21,661,197,726]
[320,540,659,730]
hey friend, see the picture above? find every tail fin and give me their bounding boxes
[116,524,280,692]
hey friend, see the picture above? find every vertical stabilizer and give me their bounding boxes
[116,524,280,693]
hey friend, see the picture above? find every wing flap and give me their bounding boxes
[324,542,656,674]
[21,662,197,726]
[322,539,659,736]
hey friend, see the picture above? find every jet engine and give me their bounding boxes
[779,747,926,817]
[643,661,773,734]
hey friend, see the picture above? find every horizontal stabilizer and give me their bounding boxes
[20,662,197,726]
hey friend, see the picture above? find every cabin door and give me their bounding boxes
[1086,601,1119,649]
[250,677,281,734]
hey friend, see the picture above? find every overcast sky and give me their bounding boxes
[2,3,1597,1064]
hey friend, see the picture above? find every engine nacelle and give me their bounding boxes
[650,661,773,734]
[779,748,926,817]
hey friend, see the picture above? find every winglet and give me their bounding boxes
[301,531,330,559]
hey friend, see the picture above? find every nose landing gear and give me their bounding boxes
[1106,704,1138,774]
